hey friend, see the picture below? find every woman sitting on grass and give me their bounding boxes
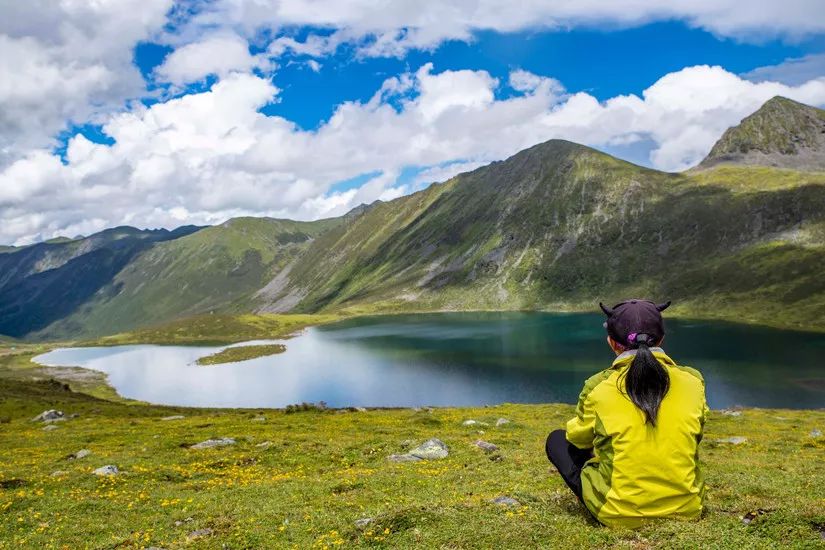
[546,299,708,528]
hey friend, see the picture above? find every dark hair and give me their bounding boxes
[619,333,670,425]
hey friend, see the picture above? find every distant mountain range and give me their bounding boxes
[3,96,825,339]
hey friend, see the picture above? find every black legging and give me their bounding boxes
[545,429,594,502]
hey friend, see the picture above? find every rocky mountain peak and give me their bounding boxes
[698,96,825,170]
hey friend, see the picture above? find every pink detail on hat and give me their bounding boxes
[627,332,637,343]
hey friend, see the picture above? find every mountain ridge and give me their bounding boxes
[3,97,825,339]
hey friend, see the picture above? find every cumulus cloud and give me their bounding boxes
[0,0,172,165]
[744,53,825,86]
[188,0,825,58]
[155,32,270,85]
[3,62,825,245]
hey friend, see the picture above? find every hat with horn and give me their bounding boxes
[599,299,671,348]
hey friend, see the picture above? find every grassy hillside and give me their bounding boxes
[258,141,825,332]
[0,372,822,549]
[35,218,344,340]
[0,227,202,338]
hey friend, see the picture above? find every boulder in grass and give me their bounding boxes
[491,496,520,506]
[354,518,373,528]
[68,449,91,460]
[190,438,236,450]
[33,410,65,423]
[462,419,488,427]
[408,438,449,460]
[188,528,213,539]
[93,465,119,476]
[716,436,747,445]
[161,415,185,421]
[474,440,499,453]
[810,429,823,438]
[495,418,511,427]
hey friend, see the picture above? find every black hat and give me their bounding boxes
[599,299,671,348]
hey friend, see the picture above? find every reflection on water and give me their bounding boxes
[33,312,825,409]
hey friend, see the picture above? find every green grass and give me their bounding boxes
[195,344,287,366]
[0,374,823,549]
[85,313,342,347]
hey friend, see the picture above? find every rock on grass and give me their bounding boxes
[93,465,119,476]
[491,496,520,506]
[474,440,499,453]
[716,436,747,445]
[190,438,236,450]
[354,518,373,528]
[408,438,449,459]
[32,410,64,422]
[67,449,90,460]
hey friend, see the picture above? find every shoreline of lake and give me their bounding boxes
[28,312,825,410]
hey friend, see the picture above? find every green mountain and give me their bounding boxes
[699,96,825,171]
[2,96,825,339]
[20,217,344,339]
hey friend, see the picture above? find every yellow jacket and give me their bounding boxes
[566,348,708,528]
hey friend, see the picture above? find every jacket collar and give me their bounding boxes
[610,347,668,369]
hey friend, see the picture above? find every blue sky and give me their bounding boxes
[2,0,825,244]
[131,21,818,131]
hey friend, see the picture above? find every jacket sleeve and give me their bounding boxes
[565,382,598,450]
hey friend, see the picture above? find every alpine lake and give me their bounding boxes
[33,312,825,410]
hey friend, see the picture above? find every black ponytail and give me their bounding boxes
[621,334,670,425]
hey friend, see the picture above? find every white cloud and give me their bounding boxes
[744,53,825,86]
[414,161,488,187]
[0,0,172,165]
[188,0,825,59]
[155,32,269,85]
[3,62,825,245]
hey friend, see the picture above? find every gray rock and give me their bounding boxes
[716,436,747,445]
[355,407,367,412]
[161,415,185,421]
[69,449,91,460]
[462,419,488,426]
[93,465,119,476]
[190,438,236,450]
[50,470,67,477]
[42,424,59,431]
[354,518,373,528]
[474,440,499,453]
[255,441,273,448]
[388,453,421,463]
[32,410,64,422]
[810,429,822,438]
[188,528,213,538]
[719,410,742,417]
[251,416,266,422]
[174,517,194,526]
[491,496,520,506]
[409,438,449,460]
[495,418,511,426]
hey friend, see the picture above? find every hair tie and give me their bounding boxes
[627,332,637,343]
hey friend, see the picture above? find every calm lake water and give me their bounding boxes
[33,312,825,409]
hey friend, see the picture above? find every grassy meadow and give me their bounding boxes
[1,314,824,548]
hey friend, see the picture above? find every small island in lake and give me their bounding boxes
[195,343,286,366]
